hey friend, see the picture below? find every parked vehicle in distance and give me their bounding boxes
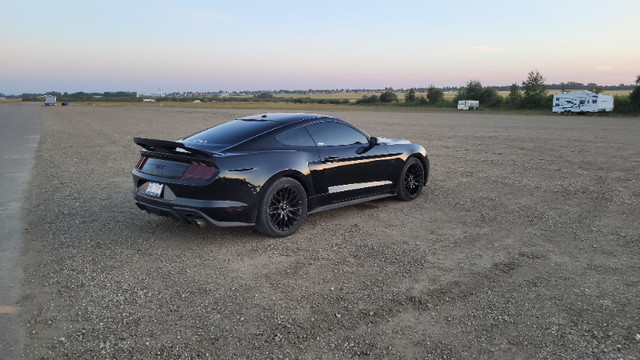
[552,91,614,114]
[457,100,479,110]
[132,113,429,237]
[44,95,56,106]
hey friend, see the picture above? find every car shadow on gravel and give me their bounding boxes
[130,216,269,244]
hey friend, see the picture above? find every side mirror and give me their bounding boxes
[357,137,379,154]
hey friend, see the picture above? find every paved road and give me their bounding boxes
[0,103,40,360]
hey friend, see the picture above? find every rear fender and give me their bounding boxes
[249,170,311,222]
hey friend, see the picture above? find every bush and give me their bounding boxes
[416,95,429,105]
[427,86,444,104]
[480,87,502,108]
[628,87,640,110]
[614,96,634,114]
[355,94,380,104]
[613,74,640,114]
[292,97,313,104]
[254,92,274,100]
[405,89,416,103]
[379,91,398,103]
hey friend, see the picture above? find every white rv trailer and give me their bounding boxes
[44,95,56,106]
[457,100,479,110]
[552,91,614,114]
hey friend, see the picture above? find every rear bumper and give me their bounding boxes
[133,191,254,227]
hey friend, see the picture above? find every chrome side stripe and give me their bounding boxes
[328,181,392,194]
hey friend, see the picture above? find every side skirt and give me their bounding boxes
[308,193,395,215]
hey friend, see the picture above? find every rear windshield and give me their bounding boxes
[182,119,277,146]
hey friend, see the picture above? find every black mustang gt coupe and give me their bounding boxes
[132,113,428,237]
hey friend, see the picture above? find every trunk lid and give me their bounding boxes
[133,137,218,180]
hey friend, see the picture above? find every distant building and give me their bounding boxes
[143,99,156,103]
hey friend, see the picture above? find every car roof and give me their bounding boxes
[238,113,336,124]
[181,113,344,152]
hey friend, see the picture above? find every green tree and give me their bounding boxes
[480,87,502,108]
[416,95,428,104]
[427,85,444,104]
[404,88,416,103]
[507,83,522,108]
[628,74,640,111]
[456,80,483,101]
[379,91,398,103]
[521,70,547,109]
[588,84,604,94]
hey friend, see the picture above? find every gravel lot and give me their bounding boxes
[19,105,640,358]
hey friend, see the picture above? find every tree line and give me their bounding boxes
[391,71,640,114]
[20,91,138,102]
[13,72,640,114]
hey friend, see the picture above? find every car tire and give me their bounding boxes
[397,157,425,201]
[255,177,307,237]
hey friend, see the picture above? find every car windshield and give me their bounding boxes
[182,119,277,146]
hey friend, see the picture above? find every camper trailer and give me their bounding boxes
[44,95,56,106]
[457,100,479,110]
[552,91,614,114]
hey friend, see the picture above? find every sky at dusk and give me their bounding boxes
[1,0,639,94]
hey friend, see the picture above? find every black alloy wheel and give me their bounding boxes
[256,177,307,237]
[397,157,425,201]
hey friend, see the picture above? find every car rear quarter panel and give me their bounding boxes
[214,149,318,221]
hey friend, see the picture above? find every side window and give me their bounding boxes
[276,127,315,147]
[306,122,368,147]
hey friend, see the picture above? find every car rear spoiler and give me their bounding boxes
[133,137,212,159]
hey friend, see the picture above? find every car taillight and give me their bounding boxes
[135,155,149,170]
[182,162,218,180]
